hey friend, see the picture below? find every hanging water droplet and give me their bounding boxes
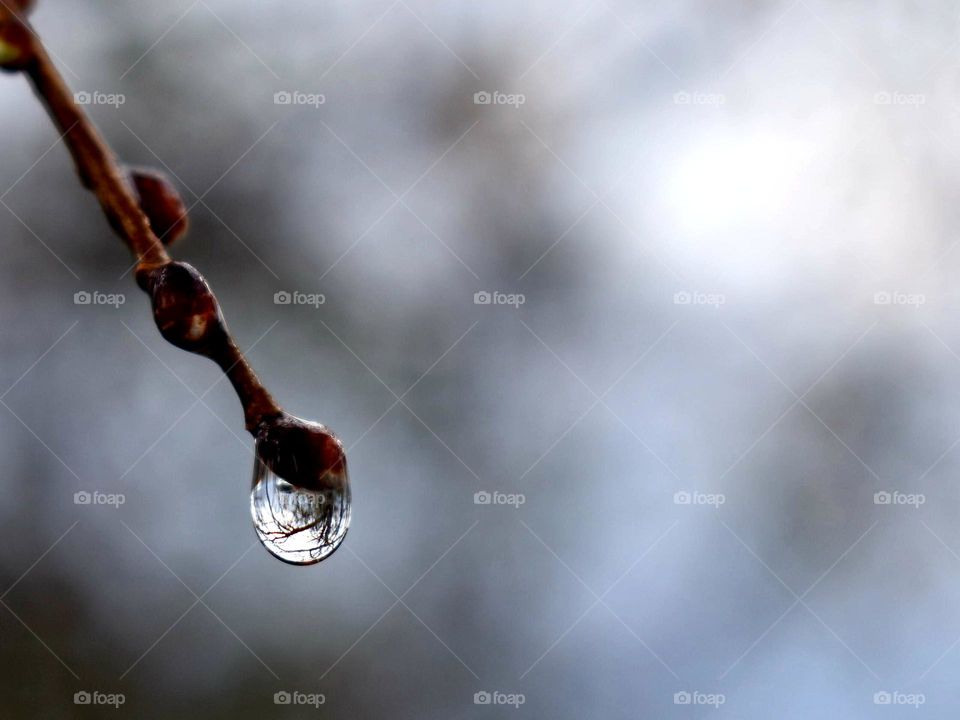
[250,415,351,565]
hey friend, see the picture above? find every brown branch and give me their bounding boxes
[0,6,284,434]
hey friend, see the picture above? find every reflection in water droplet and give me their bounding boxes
[250,454,351,565]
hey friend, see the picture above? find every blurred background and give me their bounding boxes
[2,0,960,716]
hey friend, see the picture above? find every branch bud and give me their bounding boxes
[139,261,226,354]
[256,414,348,492]
[0,19,32,72]
[129,167,189,246]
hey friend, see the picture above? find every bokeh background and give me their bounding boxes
[3,0,960,716]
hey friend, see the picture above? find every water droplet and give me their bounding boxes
[250,415,351,565]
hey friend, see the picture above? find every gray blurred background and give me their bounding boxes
[2,0,960,717]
